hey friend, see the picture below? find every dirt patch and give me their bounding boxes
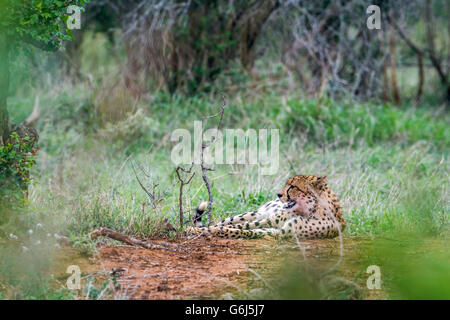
[94,237,273,299]
[50,236,393,299]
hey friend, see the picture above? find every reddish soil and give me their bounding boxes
[51,237,388,299]
[94,237,273,299]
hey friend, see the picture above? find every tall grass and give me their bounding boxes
[19,88,447,240]
[1,32,449,299]
[26,140,447,239]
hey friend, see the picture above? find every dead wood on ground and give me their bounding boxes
[89,227,186,254]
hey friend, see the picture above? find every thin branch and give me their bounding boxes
[176,163,195,228]
[131,159,177,209]
[131,160,158,208]
[201,95,227,226]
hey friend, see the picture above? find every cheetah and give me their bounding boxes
[188,175,345,240]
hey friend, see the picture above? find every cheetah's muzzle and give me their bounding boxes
[283,201,296,209]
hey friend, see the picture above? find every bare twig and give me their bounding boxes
[131,159,177,209]
[131,161,155,207]
[201,95,227,226]
[176,163,195,228]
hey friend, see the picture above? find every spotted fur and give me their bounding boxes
[188,175,345,240]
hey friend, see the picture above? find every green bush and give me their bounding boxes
[0,132,37,198]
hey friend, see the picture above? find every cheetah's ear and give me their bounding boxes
[315,175,328,187]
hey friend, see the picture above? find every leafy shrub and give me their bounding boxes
[0,132,37,199]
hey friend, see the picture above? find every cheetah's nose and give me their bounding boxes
[277,193,282,198]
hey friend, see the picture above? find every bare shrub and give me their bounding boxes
[122,0,280,94]
[265,0,387,99]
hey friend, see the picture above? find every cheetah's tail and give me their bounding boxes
[193,201,208,227]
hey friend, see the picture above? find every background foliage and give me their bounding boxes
[0,0,448,300]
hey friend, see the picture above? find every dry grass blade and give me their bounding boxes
[198,271,255,299]
[245,267,274,291]
[291,224,308,262]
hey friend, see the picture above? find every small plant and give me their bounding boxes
[0,132,38,199]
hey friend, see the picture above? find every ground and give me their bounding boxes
[49,237,394,300]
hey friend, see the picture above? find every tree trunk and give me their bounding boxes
[238,0,280,71]
[425,0,449,107]
[379,31,390,103]
[0,31,10,144]
[416,52,424,106]
[389,25,400,105]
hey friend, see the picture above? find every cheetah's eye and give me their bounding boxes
[286,185,301,200]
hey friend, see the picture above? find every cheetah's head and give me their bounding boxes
[277,175,327,217]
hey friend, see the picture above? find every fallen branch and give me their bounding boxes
[89,227,185,254]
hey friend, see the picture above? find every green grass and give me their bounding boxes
[0,236,75,299]
[1,33,449,298]
[2,85,448,299]
[26,138,448,239]
[9,88,444,241]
